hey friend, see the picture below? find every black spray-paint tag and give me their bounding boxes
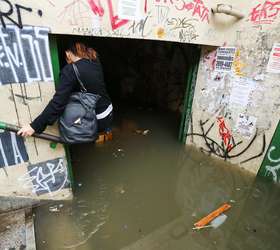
[21,158,70,196]
[0,25,53,84]
[0,131,29,168]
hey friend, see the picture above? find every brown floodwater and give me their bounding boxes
[34,108,280,250]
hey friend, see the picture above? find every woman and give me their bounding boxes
[17,42,113,138]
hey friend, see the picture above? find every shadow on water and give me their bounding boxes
[34,108,280,250]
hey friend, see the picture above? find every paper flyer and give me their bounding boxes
[118,0,142,20]
[215,47,236,72]
[267,43,280,73]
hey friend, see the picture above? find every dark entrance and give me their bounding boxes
[49,35,200,142]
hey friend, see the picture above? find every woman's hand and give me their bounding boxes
[17,125,35,137]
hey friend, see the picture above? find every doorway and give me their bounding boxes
[49,34,200,143]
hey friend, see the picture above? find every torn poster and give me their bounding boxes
[215,47,237,72]
[267,43,280,73]
[235,113,257,138]
[118,0,142,20]
[229,77,256,108]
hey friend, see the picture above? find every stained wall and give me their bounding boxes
[187,19,280,176]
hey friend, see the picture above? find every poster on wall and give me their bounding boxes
[118,0,142,20]
[229,77,256,108]
[267,43,280,73]
[215,47,236,72]
[235,113,257,138]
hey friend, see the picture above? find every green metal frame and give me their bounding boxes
[179,47,201,143]
[258,120,280,182]
[49,35,74,187]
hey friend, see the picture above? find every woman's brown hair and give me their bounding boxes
[66,42,97,63]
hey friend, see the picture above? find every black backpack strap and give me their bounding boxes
[72,63,87,92]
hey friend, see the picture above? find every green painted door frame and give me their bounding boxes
[258,120,280,183]
[179,47,201,144]
[49,35,74,186]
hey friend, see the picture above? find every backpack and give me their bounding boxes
[59,64,100,144]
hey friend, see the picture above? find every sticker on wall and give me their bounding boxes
[235,113,257,138]
[215,47,236,72]
[118,0,142,20]
[229,77,256,108]
[267,43,280,73]
[233,49,246,76]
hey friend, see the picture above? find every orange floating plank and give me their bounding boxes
[194,203,231,228]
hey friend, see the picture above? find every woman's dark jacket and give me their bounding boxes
[30,58,111,133]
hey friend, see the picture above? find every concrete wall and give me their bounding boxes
[187,27,280,175]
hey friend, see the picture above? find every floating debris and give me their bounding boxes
[193,214,228,230]
[193,203,231,230]
[49,205,60,213]
[113,149,125,158]
[135,129,150,136]
[142,129,150,135]
[114,184,126,194]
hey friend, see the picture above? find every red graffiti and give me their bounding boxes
[217,117,233,151]
[145,0,148,13]
[155,0,209,23]
[249,0,280,24]
[87,0,129,30]
[87,0,104,16]
[177,0,209,23]
[107,0,129,30]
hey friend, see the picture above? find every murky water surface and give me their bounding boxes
[35,109,280,250]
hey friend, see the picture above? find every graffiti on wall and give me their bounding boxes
[249,0,280,25]
[166,17,198,42]
[0,0,43,29]
[62,0,201,40]
[187,117,266,163]
[18,157,70,196]
[0,25,53,84]
[88,0,129,30]
[155,0,209,23]
[189,44,273,166]
[217,117,233,151]
[0,131,28,168]
[263,146,280,182]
